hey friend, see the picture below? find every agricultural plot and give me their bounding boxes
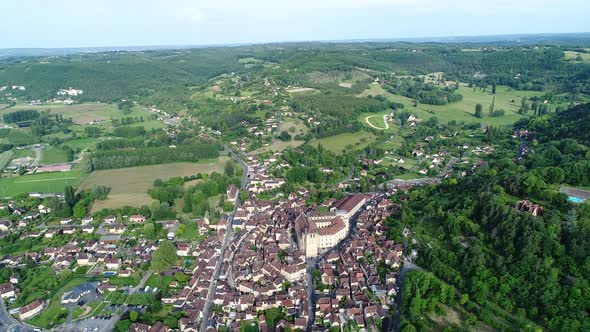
[309,130,376,153]
[0,169,84,196]
[40,146,68,164]
[0,150,13,171]
[79,157,229,211]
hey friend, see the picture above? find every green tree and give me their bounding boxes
[224,160,235,177]
[474,103,483,118]
[130,310,138,322]
[151,240,177,273]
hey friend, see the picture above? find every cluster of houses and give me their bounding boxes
[160,154,402,331]
[314,195,403,330]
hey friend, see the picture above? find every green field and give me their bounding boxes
[0,150,13,170]
[40,146,68,164]
[564,51,590,62]
[0,103,157,131]
[361,84,540,126]
[79,157,230,211]
[0,169,84,196]
[309,130,376,153]
[62,137,103,152]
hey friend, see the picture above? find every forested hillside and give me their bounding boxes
[2,43,590,106]
[394,104,590,331]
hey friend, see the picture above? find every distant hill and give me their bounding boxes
[1,32,590,58]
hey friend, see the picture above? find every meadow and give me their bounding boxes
[78,157,229,211]
[0,103,160,130]
[360,84,540,127]
[0,169,84,196]
[40,146,69,164]
[564,50,590,62]
[309,130,376,153]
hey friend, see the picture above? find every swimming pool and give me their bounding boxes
[568,196,585,203]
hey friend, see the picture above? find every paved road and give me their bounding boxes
[199,146,249,332]
[0,300,36,332]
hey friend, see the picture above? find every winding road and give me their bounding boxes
[365,114,389,130]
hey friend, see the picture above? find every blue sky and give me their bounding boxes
[0,0,589,48]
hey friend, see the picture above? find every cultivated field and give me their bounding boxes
[0,169,85,196]
[79,157,229,211]
[40,146,68,164]
[309,130,376,153]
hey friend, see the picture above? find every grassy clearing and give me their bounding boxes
[564,51,590,62]
[27,277,90,328]
[62,137,103,152]
[40,146,68,164]
[0,169,84,196]
[250,140,304,155]
[360,84,540,126]
[79,157,229,211]
[279,117,309,137]
[365,114,388,129]
[309,130,376,153]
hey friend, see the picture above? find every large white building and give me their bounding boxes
[295,194,366,258]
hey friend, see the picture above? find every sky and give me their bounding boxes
[0,0,589,48]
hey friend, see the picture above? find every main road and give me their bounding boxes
[199,145,249,332]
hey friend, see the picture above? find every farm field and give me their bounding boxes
[79,157,230,211]
[0,103,156,127]
[309,130,376,153]
[0,150,13,170]
[360,84,540,126]
[0,169,85,196]
[40,146,68,164]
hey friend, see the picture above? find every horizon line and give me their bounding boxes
[1,31,589,52]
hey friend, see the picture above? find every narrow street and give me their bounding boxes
[199,146,249,332]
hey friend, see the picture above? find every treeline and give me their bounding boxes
[385,79,463,105]
[2,109,40,124]
[113,126,146,138]
[88,143,219,170]
[97,138,146,150]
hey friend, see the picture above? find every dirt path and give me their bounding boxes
[365,114,389,130]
